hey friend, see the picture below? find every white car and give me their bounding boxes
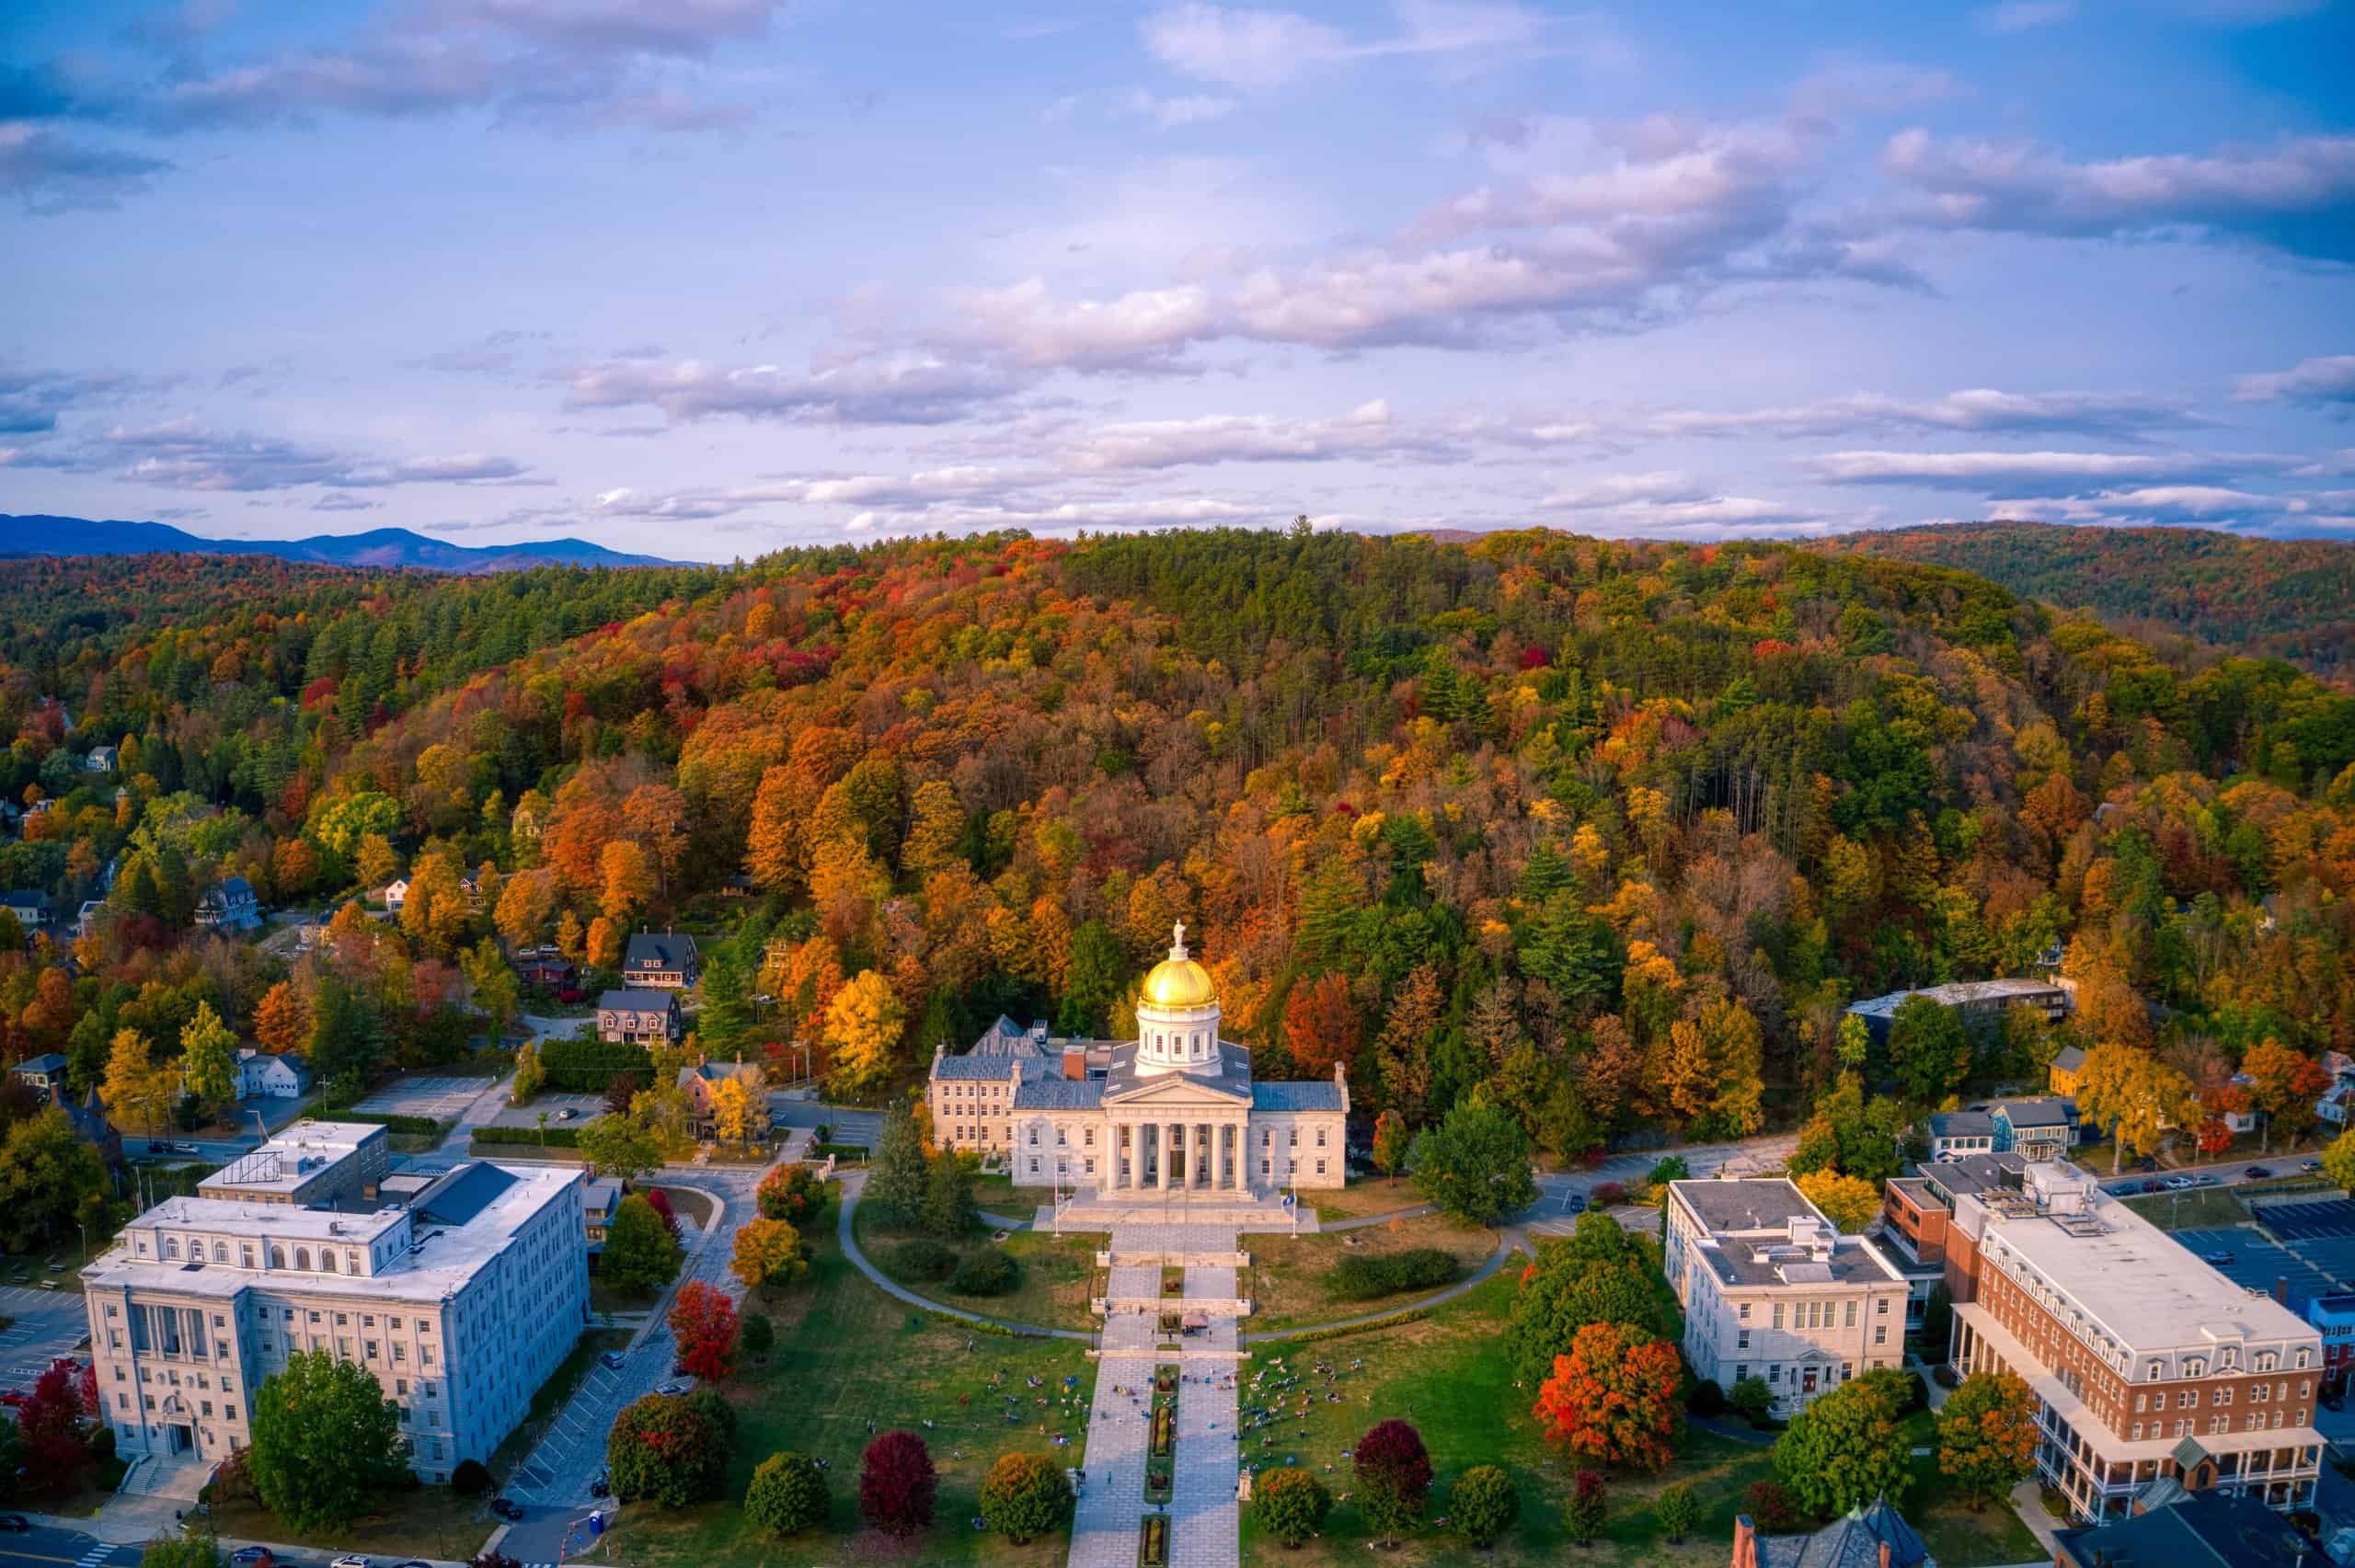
[332,1556,373,1568]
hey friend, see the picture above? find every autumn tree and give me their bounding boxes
[494,866,558,948]
[2077,1041,2196,1173]
[1282,972,1361,1081]
[668,1281,741,1381]
[1530,1322,1683,1471]
[254,980,309,1055]
[1795,1170,1880,1233]
[979,1451,1074,1545]
[731,1217,809,1295]
[757,1162,826,1222]
[709,1075,758,1145]
[1375,963,1442,1123]
[1505,1217,1677,1391]
[608,1392,728,1507]
[1772,1368,1913,1517]
[601,839,655,923]
[823,970,905,1097]
[1936,1370,2039,1509]
[1253,1466,1333,1548]
[858,1429,936,1539]
[2325,1129,2355,1192]
[745,1450,830,1539]
[1352,1419,1432,1548]
[2242,1037,2328,1152]
[586,914,622,969]
[1372,1109,1410,1184]
[100,1028,178,1137]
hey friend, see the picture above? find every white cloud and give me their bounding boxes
[560,354,1021,424]
[1645,389,2200,441]
[1141,0,1544,90]
[1881,128,2355,260]
[1975,0,2075,33]
[1065,399,1442,469]
[2232,355,2355,406]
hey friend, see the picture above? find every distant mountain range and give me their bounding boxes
[0,515,673,573]
[1829,521,2355,681]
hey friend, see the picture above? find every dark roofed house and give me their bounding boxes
[1991,1095,2079,1162]
[623,930,699,990]
[677,1057,770,1139]
[11,1053,69,1098]
[1928,1109,1996,1160]
[194,876,261,933]
[598,990,680,1045]
[0,891,48,933]
[2052,1486,2311,1568]
[63,1087,123,1171]
[1732,1496,1931,1568]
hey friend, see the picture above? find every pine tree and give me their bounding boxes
[920,1150,976,1239]
[867,1104,928,1226]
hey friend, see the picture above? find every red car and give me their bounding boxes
[0,1391,28,1410]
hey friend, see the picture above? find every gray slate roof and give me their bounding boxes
[933,1054,1017,1082]
[1756,1496,1932,1568]
[1251,1080,1345,1111]
[599,989,676,1012]
[2052,1488,2308,1568]
[1012,1079,1104,1110]
[1993,1096,2074,1128]
[2051,1044,2087,1074]
[624,932,698,970]
[1929,1111,1995,1139]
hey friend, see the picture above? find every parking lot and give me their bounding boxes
[350,1075,492,1122]
[488,1092,606,1129]
[2170,1226,2338,1310]
[0,1284,90,1391]
[2254,1198,2355,1242]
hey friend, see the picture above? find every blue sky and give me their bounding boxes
[3,0,2352,561]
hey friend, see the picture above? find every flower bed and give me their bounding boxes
[1140,1513,1167,1566]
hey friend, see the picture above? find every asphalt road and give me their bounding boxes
[764,1098,879,1144]
[0,1523,137,1568]
[496,1163,770,1564]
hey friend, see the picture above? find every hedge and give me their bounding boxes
[1327,1247,1459,1302]
[809,1142,869,1159]
[329,1111,444,1137]
[471,1126,581,1148]
[1259,1308,1431,1348]
[541,1038,655,1093]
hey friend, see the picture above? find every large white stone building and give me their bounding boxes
[925,925,1350,1191]
[81,1121,587,1483]
[1664,1177,1912,1414]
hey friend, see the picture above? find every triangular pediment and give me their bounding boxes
[1104,1071,1249,1105]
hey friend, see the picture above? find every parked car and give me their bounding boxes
[2204,1250,2235,1266]
[331,1555,373,1568]
[1563,1195,1588,1214]
[2303,1160,2325,1173]
[2246,1165,2274,1179]
[554,1107,576,1121]
[2141,1179,2164,1193]
[657,1380,689,1396]
[2192,1173,2221,1187]
[2165,1175,2195,1190]
[488,1498,525,1521]
[599,1350,627,1370]
[229,1551,277,1567]
[2108,1182,2139,1196]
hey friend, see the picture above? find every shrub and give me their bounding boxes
[758,1163,827,1222]
[686,1385,739,1449]
[1452,1464,1519,1549]
[741,1313,775,1358]
[1729,1376,1775,1427]
[892,1239,959,1282]
[1687,1379,1725,1416]
[1590,1180,1626,1207]
[607,1393,727,1507]
[1254,1466,1333,1548]
[859,1430,937,1538]
[744,1450,829,1539]
[450,1458,493,1496]
[949,1247,1018,1296]
[1566,1469,1609,1547]
[1327,1247,1460,1301]
[979,1451,1074,1544]
[1657,1480,1699,1543]
[1745,1480,1797,1532]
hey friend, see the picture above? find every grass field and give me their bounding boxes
[601,1200,1097,1567]
[1226,1273,2040,1568]
[207,1486,495,1562]
[852,1198,1100,1331]
[2122,1186,2255,1231]
[1309,1180,1427,1220]
[1246,1213,1496,1329]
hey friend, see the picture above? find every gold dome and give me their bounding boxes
[1140,922,1216,1008]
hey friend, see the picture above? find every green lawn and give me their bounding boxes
[2121,1186,2255,1231]
[601,1204,1097,1567]
[1246,1213,1496,1329]
[1309,1180,1426,1220]
[851,1198,1101,1331]
[1226,1273,2036,1568]
[207,1485,495,1562]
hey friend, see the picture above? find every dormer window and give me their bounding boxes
[2185,1357,2206,1377]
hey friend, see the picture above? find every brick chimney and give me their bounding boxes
[1878,1542,1892,1568]
[1732,1516,1758,1568]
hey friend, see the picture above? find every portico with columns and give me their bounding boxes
[926,924,1350,1195]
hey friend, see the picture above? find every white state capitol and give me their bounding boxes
[927,924,1350,1191]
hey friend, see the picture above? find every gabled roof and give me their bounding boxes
[1928,1110,1994,1138]
[0,891,43,910]
[2051,1044,2088,1074]
[625,932,698,970]
[1756,1494,1932,1568]
[600,989,677,1012]
[933,1054,1017,1082]
[12,1053,68,1076]
[1993,1097,2075,1128]
[1011,1078,1104,1110]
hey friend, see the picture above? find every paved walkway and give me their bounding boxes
[1067,1220,1244,1568]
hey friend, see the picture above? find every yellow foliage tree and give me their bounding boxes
[710,1076,757,1146]
[1795,1170,1880,1233]
[100,1027,179,1137]
[823,970,905,1097]
[2076,1041,2194,1173]
[599,840,654,924]
[586,915,621,970]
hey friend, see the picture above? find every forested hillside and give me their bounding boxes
[1832,522,2355,682]
[1,527,2351,1207]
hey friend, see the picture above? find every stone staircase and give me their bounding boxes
[1036,1187,1316,1235]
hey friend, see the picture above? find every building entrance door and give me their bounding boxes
[1801,1367,1819,1394]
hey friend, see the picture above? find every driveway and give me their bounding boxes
[495,1162,772,1563]
[764,1099,879,1145]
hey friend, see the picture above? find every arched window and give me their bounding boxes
[294,1248,311,1271]
[270,1246,285,1268]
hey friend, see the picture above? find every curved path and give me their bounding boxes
[836,1173,1096,1341]
[837,1173,1526,1346]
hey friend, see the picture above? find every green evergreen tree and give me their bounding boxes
[920,1150,976,1239]
[866,1104,929,1227]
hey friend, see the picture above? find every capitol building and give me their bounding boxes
[925,925,1350,1191]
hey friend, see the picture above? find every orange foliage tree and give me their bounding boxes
[1530,1322,1683,1471]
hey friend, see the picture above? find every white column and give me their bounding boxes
[1160,1124,1174,1191]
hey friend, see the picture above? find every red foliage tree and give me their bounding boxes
[1531,1321,1684,1471]
[19,1364,92,1498]
[1283,973,1361,1081]
[645,1186,683,1242]
[858,1428,937,1539]
[667,1282,740,1382]
[1351,1418,1432,1502]
[757,1163,825,1222]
